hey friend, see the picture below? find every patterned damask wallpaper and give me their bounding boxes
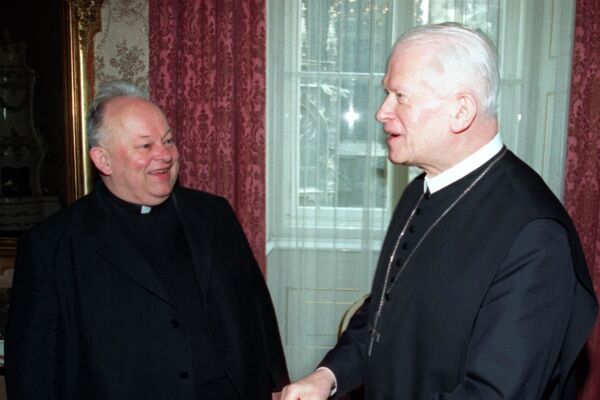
[94,0,150,93]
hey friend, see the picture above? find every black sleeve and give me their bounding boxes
[6,234,63,399]
[320,294,371,395]
[221,199,290,390]
[428,219,576,399]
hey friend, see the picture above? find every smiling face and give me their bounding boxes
[376,44,456,176]
[89,97,180,206]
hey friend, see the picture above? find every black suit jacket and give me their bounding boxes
[5,185,289,399]
[322,151,598,399]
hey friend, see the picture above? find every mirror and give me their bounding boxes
[0,0,102,343]
[0,0,100,262]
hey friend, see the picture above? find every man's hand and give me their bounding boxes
[280,368,336,400]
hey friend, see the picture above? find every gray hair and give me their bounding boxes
[392,22,500,117]
[86,80,148,148]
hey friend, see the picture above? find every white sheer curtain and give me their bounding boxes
[267,0,575,380]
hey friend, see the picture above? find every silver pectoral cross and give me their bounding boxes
[367,325,380,356]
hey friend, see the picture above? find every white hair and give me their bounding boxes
[392,22,500,117]
[86,80,148,148]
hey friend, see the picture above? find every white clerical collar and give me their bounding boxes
[140,205,152,214]
[424,133,504,194]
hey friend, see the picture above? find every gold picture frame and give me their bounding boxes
[0,0,104,274]
[63,0,104,201]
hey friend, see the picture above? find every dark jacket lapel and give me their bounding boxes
[78,189,172,304]
[171,188,214,303]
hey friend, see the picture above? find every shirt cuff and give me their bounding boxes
[316,366,337,397]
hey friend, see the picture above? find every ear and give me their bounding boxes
[450,92,477,134]
[89,147,112,176]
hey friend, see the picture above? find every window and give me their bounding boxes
[267,0,575,380]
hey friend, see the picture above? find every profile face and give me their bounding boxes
[376,44,454,175]
[91,97,180,206]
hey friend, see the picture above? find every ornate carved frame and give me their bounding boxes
[0,0,105,270]
[63,0,105,200]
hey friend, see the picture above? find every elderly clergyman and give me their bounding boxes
[6,80,289,400]
[281,22,597,400]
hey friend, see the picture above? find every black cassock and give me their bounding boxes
[6,184,289,400]
[322,149,597,400]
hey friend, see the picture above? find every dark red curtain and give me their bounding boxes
[148,0,267,271]
[564,0,600,398]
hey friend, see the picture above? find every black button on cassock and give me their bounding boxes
[171,319,180,328]
[179,372,189,379]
